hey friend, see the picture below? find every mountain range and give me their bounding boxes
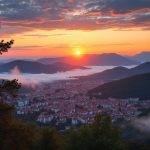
[0,60,86,74]
[2,52,150,66]
[88,72,150,100]
[38,53,138,66]
[130,51,150,63]
[80,62,150,82]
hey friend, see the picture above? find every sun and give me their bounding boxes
[73,47,84,57]
[75,50,81,56]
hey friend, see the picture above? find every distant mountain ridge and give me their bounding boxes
[0,60,86,74]
[38,53,138,66]
[88,73,150,100]
[80,62,150,82]
[131,51,150,62]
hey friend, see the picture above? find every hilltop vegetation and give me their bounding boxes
[80,62,150,82]
[88,73,150,100]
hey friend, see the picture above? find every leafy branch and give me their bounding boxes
[0,40,14,54]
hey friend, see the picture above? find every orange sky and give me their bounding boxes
[2,29,150,58]
[0,0,150,58]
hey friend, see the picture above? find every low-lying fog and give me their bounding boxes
[0,66,136,84]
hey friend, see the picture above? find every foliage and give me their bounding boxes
[0,40,21,100]
[32,127,61,150]
[89,73,150,100]
[0,110,149,150]
[64,114,126,150]
[0,40,23,149]
[0,40,14,55]
[0,79,21,99]
[0,119,39,150]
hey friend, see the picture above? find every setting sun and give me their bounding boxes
[75,50,82,56]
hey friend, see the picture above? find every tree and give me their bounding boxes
[0,40,21,101]
[64,114,126,150]
[0,40,22,150]
[0,40,14,55]
[33,127,60,150]
[0,40,21,124]
[0,120,39,150]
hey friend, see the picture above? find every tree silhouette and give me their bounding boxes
[0,40,14,55]
[0,79,21,100]
[0,40,21,100]
[64,114,126,150]
[0,40,23,150]
[0,40,21,124]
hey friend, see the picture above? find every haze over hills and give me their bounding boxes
[131,51,150,62]
[80,62,150,82]
[88,72,150,100]
[38,53,138,66]
[0,60,86,74]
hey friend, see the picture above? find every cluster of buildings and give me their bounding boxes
[9,79,150,130]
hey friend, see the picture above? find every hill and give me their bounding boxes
[0,60,86,74]
[88,73,150,100]
[38,53,138,66]
[131,51,150,62]
[80,62,150,81]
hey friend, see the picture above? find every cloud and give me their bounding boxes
[102,0,150,15]
[133,116,150,133]
[0,0,149,33]
[23,33,71,37]
[11,45,46,51]
[10,66,39,89]
[0,66,115,84]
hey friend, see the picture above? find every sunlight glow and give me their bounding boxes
[75,50,81,56]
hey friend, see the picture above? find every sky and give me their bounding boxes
[0,0,150,58]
